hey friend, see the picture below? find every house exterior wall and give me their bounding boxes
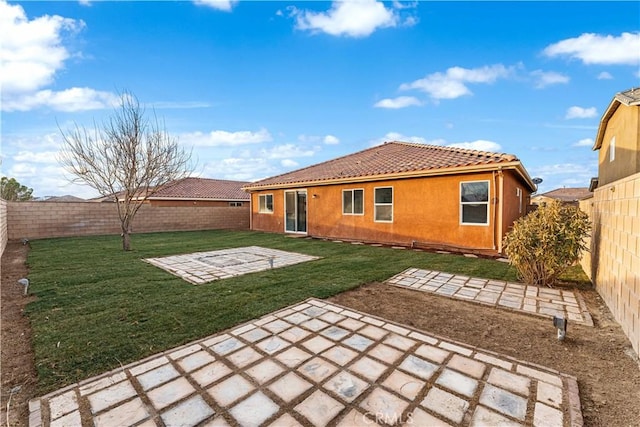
[598,104,640,186]
[250,170,530,252]
[6,201,250,240]
[579,172,640,356]
[502,172,530,237]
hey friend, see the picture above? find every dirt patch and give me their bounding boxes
[1,242,37,427]
[329,282,640,427]
[3,242,639,426]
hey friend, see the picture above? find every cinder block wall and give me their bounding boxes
[580,172,640,356]
[7,202,250,240]
[0,198,7,257]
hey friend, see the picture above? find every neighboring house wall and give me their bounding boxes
[7,202,250,240]
[251,170,529,252]
[580,172,640,356]
[148,200,246,208]
[597,103,640,186]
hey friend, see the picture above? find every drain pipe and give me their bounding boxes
[497,169,504,254]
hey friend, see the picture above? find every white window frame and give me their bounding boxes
[460,180,490,226]
[374,186,393,223]
[610,136,616,162]
[258,194,273,214]
[342,188,364,215]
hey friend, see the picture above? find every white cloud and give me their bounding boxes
[374,96,422,109]
[530,163,596,176]
[261,144,317,159]
[193,0,237,12]
[530,70,570,88]
[281,159,299,168]
[449,140,502,152]
[180,128,272,147]
[202,157,276,182]
[3,87,120,112]
[0,1,120,112]
[399,64,514,100]
[323,135,340,145]
[597,71,613,80]
[291,0,403,38]
[369,132,442,147]
[13,150,60,163]
[0,0,83,94]
[565,106,597,119]
[543,32,640,65]
[573,138,594,147]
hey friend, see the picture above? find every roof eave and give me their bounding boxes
[147,196,249,202]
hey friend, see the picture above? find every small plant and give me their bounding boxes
[503,201,590,287]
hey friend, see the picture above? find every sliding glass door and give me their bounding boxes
[285,190,307,233]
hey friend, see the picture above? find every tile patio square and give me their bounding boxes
[87,380,137,414]
[324,371,369,402]
[421,387,470,424]
[349,356,388,381]
[295,390,344,426]
[207,375,254,407]
[230,392,279,427]
[93,398,150,427]
[359,388,409,425]
[302,336,335,353]
[227,346,263,368]
[256,336,291,355]
[190,361,232,388]
[382,370,425,400]
[268,372,313,402]
[178,350,216,372]
[479,384,528,421]
[136,363,181,391]
[160,395,214,427]
[321,345,359,366]
[435,368,478,397]
[299,357,339,382]
[275,347,313,368]
[398,355,438,381]
[280,326,311,343]
[147,377,195,410]
[368,343,404,364]
[245,359,285,384]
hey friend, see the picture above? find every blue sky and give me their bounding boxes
[1,0,639,198]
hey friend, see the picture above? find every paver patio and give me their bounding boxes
[30,298,583,427]
[144,246,319,284]
[387,268,593,326]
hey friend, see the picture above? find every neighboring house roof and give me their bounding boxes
[244,141,536,191]
[593,87,640,150]
[42,195,86,202]
[149,177,250,201]
[533,187,593,203]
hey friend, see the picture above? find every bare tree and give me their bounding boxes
[58,91,192,250]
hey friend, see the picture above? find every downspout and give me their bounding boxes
[497,168,504,253]
[492,171,497,250]
[249,193,253,230]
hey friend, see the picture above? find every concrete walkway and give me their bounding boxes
[144,247,319,284]
[387,268,593,326]
[30,298,583,427]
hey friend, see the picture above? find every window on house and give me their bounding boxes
[610,136,616,162]
[461,181,489,225]
[374,187,393,222]
[229,202,243,207]
[342,189,364,215]
[516,188,522,214]
[258,194,273,213]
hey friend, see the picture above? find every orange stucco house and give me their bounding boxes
[243,142,536,254]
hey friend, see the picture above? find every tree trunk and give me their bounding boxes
[122,229,131,251]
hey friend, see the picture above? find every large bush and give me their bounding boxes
[503,201,590,287]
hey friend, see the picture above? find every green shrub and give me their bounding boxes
[503,201,590,287]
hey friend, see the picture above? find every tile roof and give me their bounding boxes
[151,177,250,200]
[245,141,524,189]
[536,187,593,202]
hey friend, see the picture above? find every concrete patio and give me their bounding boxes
[144,246,319,284]
[30,298,583,427]
[387,268,593,326]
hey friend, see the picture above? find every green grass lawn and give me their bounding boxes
[24,229,588,394]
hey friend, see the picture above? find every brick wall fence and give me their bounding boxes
[580,171,640,356]
[6,201,250,241]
